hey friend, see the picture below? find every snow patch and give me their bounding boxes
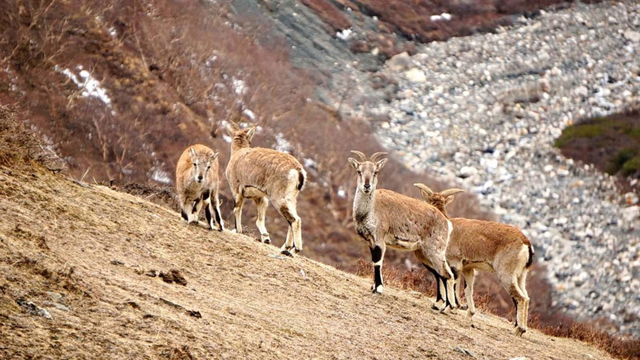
[275,133,293,153]
[336,28,353,41]
[232,77,247,95]
[205,55,218,67]
[242,109,256,121]
[430,13,452,21]
[303,158,317,169]
[56,65,111,106]
[150,168,172,184]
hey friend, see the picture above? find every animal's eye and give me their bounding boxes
[374,171,379,175]
[207,165,211,169]
[357,171,362,175]
[193,162,197,167]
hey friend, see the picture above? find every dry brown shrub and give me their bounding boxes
[300,0,352,31]
[0,105,65,171]
[303,0,600,43]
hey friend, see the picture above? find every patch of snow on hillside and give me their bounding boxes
[242,109,256,121]
[57,65,111,106]
[232,78,247,95]
[275,133,293,153]
[336,28,353,40]
[150,167,172,184]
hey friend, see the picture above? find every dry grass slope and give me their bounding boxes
[0,165,617,360]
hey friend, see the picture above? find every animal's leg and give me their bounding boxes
[462,268,476,318]
[233,191,245,233]
[499,273,528,336]
[424,265,446,310]
[254,197,270,243]
[191,197,203,223]
[203,190,224,231]
[370,242,387,294]
[518,269,530,334]
[180,196,193,223]
[277,200,302,256]
[212,195,224,231]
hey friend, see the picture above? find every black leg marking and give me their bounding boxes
[424,265,443,303]
[205,203,213,230]
[373,265,383,291]
[512,298,519,327]
[443,278,454,309]
[370,246,383,263]
[191,198,201,214]
[279,205,295,225]
[214,206,223,231]
[450,267,461,307]
[451,267,459,280]
[281,249,294,257]
[370,245,384,292]
[181,208,189,221]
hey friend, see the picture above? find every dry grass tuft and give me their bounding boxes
[0,105,66,172]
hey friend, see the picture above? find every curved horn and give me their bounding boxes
[350,150,367,161]
[370,152,388,162]
[413,183,434,196]
[441,188,465,197]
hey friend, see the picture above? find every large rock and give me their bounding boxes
[622,206,639,222]
[404,68,427,83]
[386,52,414,71]
[624,30,640,42]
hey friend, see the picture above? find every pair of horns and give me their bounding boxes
[350,150,388,162]
[414,183,465,197]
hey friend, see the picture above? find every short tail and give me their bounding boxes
[526,243,535,268]
[297,169,306,191]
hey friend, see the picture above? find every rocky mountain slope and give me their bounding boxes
[371,1,640,335]
[0,159,617,359]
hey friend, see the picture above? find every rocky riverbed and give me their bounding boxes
[372,1,640,336]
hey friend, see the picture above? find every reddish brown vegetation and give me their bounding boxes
[300,0,352,31]
[302,0,600,44]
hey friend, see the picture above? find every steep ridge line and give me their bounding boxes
[0,165,614,359]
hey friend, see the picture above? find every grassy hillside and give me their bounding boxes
[0,159,618,360]
[555,109,640,194]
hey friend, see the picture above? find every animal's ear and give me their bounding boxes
[209,152,220,162]
[441,189,463,206]
[348,158,360,170]
[189,147,198,161]
[225,122,237,135]
[245,126,256,142]
[375,158,388,171]
[417,189,431,202]
[444,195,456,206]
